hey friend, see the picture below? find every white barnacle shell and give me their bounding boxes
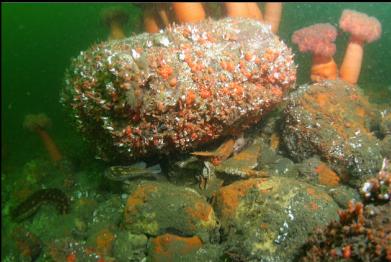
[361,182,373,193]
[131,49,140,60]
[159,36,170,47]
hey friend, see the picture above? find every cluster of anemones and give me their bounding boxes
[292,9,381,85]
[141,3,282,34]
[101,3,283,41]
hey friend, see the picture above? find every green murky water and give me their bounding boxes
[2,3,390,169]
[2,3,391,261]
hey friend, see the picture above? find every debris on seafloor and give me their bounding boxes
[11,226,42,262]
[192,134,251,167]
[215,138,268,179]
[192,138,236,164]
[61,17,296,161]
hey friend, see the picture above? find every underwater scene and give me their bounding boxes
[2,3,391,261]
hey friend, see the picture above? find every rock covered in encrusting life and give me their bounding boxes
[300,201,391,262]
[61,17,296,161]
[212,177,339,261]
[123,181,218,242]
[282,80,383,186]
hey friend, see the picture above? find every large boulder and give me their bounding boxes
[61,17,296,161]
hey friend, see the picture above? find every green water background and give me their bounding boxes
[2,3,391,170]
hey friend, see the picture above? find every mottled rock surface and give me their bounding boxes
[147,234,202,262]
[123,181,218,242]
[212,177,339,261]
[113,232,148,262]
[282,80,383,186]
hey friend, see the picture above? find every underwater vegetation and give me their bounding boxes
[2,3,391,262]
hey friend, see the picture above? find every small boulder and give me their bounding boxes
[123,181,218,242]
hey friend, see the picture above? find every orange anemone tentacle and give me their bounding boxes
[311,56,338,82]
[172,3,206,24]
[36,127,63,163]
[144,8,160,33]
[264,3,282,34]
[224,2,250,18]
[247,3,263,21]
[339,38,364,85]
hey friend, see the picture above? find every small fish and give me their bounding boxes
[175,156,199,168]
[11,188,70,222]
[104,161,162,181]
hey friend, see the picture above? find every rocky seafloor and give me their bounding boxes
[2,79,391,262]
